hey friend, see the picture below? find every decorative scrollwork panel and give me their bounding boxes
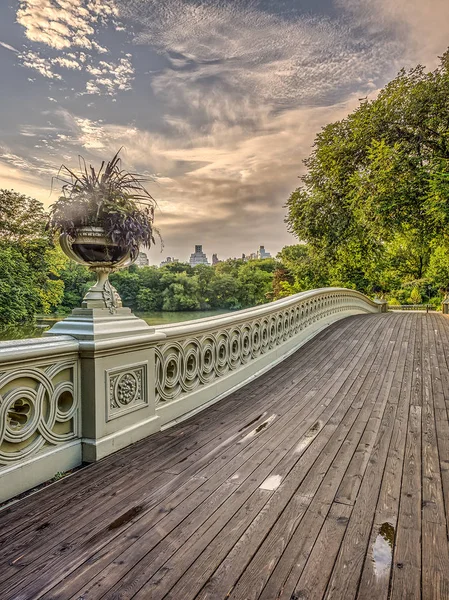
[154,291,380,405]
[0,361,79,465]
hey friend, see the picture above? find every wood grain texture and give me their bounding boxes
[1,312,448,600]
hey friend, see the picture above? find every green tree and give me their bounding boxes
[0,189,67,323]
[58,261,94,312]
[162,272,201,311]
[285,50,449,296]
[0,247,40,324]
[237,260,277,306]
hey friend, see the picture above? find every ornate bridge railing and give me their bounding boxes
[152,288,385,426]
[0,336,81,502]
[0,288,384,503]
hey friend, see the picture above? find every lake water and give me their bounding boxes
[0,309,231,341]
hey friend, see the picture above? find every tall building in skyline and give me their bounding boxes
[135,252,149,267]
[257,245,271,259]
[189,244,210,266]
[212,253,220,265]
[160,256,179,267]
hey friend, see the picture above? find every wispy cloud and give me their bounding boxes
[0,40,19,52]
[338,0,449,68]
[126,0,400,115]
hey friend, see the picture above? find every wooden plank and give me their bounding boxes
[389,404,422,600]
[132,318,396,597]
[430,314,449,530]
[356,313,415,600]
[321,316,410,599]
[288,502,353,600]
[335,315,412,507]
[421,316,449,599]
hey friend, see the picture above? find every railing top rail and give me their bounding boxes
[387,304,434,310]
[0,335,79,365]
[154,287,380,338]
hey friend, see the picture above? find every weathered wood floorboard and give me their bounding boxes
[1,312,449,600]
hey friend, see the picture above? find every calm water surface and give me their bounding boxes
[0,310,231,341]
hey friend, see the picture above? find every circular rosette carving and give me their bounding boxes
[260,319,270,353]
[181,339,201,393]
[115,372,139,405]
[214,331,230,375]
[155,343,184,402]
[3,389,39,442]
[199,335,217,385]
[240,325,252,363]
[251,321,262,358]
[55,384,77,422]
[228,328,241,369]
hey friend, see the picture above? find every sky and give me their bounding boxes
[1,1,449,265]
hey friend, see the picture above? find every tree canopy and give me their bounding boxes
[285,50,449,302]
[0,190,67,325]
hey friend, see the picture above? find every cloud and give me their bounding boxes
[15,0,132,95]
[0,41,19,52]
[124,0,401,117]
[19,50,62,79]
[0,161,52,202]
[51,96,361,261]
[51,56,82,69]
[8,0,449,262]
[337,0,449,69]
[16,0,118,50]
[85,57,134,94]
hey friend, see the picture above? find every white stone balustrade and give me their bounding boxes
[0,336,81,502]
[0,288,384,503]
[152,288,384,426]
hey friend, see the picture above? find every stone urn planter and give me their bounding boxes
[59,226,139,313]
[46,150,158,314]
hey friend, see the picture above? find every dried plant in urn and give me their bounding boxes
[47,149,159,312]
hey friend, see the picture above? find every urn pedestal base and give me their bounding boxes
[45,307,154,342]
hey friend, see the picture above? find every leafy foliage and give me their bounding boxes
[0,190,66,325]
[285,50,449,302]
[47,149,159,250]
[109,258,277,313]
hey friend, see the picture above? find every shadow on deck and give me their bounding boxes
[1,312,449,600]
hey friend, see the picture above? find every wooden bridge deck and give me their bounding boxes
[1,312,449,600]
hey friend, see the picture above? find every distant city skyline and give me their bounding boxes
[158,244,272,267]
[1,1,449,261]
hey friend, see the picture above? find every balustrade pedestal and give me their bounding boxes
[45,309,166,462]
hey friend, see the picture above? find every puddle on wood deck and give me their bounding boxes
[371,522,395,581]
